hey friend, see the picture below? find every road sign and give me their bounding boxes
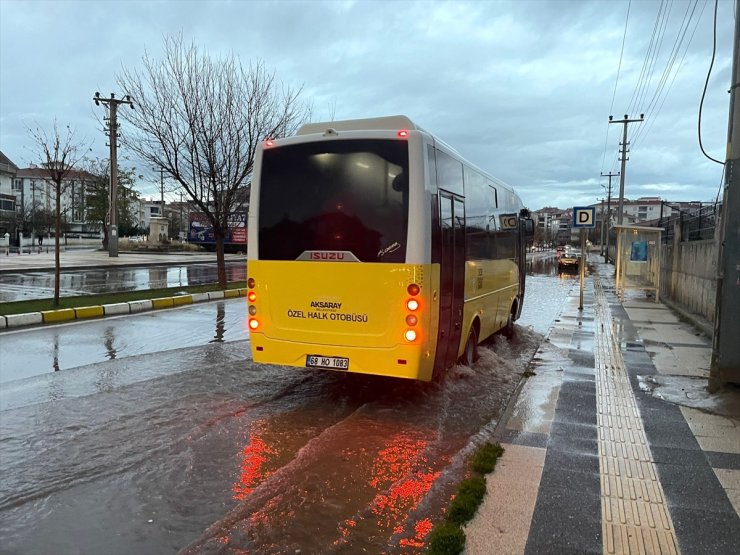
[573,206,596,228]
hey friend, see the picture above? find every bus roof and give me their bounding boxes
[296,115,425,136]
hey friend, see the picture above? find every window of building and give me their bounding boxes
[12,179,22,191]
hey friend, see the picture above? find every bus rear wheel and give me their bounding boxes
[461,326,479,367]
[503,303,517,340]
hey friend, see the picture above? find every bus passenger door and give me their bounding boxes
[437,192,466,371]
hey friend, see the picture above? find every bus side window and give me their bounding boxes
[435,149,463,196]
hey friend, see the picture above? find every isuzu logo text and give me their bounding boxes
[310,251,344,260]
[296,250,360,262]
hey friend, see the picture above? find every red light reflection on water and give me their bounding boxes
[399,518,434,549]
[232,421,278,500]
[336,435,439,549]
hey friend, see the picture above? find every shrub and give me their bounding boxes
[446,476,486,525]
[471,442,504,474]
[428,522,465,555]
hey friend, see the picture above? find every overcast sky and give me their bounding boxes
[0,0,735,210]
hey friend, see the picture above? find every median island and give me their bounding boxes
[0,281,247,317]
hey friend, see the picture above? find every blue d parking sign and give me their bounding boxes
[573,207,596,228]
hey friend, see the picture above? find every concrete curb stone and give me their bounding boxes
[1,289,247,331]
[6,313,43,328]
[41,309,75,323]
[75,306,105,319]
[103,303,130,316]
[190,292,210,303]
[129,300,153,313]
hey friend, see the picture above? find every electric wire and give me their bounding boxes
[601,0,632,174]
[635,0,673,114]
[632,0,698,146]
[714,162,726,204]
[626,0,664,116]
[632,0,704,149]
[698,0,724,165]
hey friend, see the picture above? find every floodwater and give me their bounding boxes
[0,262,247,302]
[0,256,574,554]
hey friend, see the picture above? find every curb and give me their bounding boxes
[0,288,247,331]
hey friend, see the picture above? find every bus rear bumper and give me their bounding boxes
[249,334,435,381]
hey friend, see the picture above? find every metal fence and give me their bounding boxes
[658,202,721,243]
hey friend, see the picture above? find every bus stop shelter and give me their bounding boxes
[613,224,663,302]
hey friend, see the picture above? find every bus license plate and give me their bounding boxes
[306,355,349,370]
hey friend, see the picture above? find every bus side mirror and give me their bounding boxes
[524,218,534,237]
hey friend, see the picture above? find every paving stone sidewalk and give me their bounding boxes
[466,260,740,555]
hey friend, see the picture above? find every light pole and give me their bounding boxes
[93,92,134,257]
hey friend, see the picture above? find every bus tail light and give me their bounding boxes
[248,305,257,316]
[397,130,409,138]
[247,291,257,302]
[407,283,420,296]
[405,314,418,326]
[406,299,419,311]
[404,329,417,342]
[248,278,256,288]
[249,318,260,330]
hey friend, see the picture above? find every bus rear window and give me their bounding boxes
[258,139,409,263]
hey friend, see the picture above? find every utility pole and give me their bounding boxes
[94,92,134,257]
[599,197,605,255]
[158,167,165,212]
[601,171,618,262]
[710,0,740,391]
[609,114,644,225]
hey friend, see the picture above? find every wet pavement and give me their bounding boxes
[0,250,248,302]
[466,257,740,555]
[0,255,571,554]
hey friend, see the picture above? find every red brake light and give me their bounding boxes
[397,130,408,138]
[247,278,256,288]
[265,139,274,147]
[407,283,420,296]
[247,291,257,302]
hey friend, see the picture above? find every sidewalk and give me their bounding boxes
[466,259,740,554]
[0,248,247,274]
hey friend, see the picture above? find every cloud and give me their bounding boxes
[0,0,734,208]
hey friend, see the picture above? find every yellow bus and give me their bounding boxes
[247,116,532,381]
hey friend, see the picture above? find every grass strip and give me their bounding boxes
[428,441,505,555]
[0,281,246,316]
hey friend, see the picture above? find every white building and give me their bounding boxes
[0,151,19,226]
[138,199,167,230]
[13,166,97,236]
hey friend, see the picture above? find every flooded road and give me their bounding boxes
[0,262,247,302]
[0,256,576,553]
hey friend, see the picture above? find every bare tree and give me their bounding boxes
[28,121,87,306]
[117,35,311,288]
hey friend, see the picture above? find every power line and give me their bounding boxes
[601,0,632,175]
[698,0,725,165]
[632,0,704,149]
[626,0,665,115]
